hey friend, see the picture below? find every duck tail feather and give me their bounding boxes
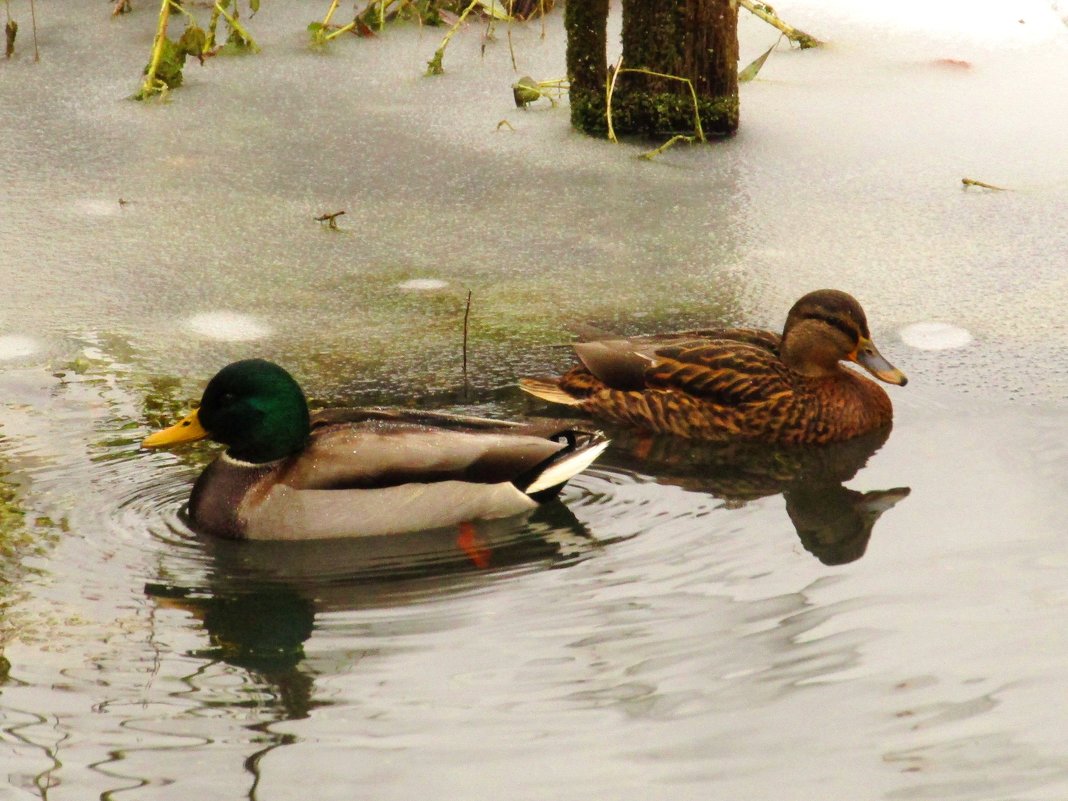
[519,377,583,406]
[519,432,609,498]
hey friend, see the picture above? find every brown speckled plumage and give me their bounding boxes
[521,290,907,445]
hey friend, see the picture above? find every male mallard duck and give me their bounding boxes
[143,359,608,540]
[520,289,907,444]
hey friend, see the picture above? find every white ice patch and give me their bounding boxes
[899,322,973,350]
[186,312,270,342]
[0,335,38,360]
[71,198,122,217]
[397,279,448,291]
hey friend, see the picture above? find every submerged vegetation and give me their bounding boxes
[512,75,567,107]
[132,0,555,99]
[738,0,822,49]
[3,0,38,61]
[135,0,260,100]
[119,0,817,150]
[5,0,816,116]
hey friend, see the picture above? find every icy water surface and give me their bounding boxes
[1,1,1067,799]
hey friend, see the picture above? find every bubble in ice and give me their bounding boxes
[899,322,973,350]
[71,198,122,217]
[397,279,449,291]
[186,312,270,342]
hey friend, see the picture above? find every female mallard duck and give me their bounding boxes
[520,289,907,445]
[143,359,608,540]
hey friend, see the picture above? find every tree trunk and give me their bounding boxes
[567,0,739,139]
[565,0,610,136]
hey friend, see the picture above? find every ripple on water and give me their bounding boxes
[0,335,39,360]
[0,358,908,801]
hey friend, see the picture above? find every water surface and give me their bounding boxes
[1,2,1067,799]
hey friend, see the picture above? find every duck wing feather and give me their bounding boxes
[573,328,782,392]
[290,408,600,491]
[644,340,795,407]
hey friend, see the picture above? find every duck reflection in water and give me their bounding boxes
[145,501,600,709]
[604,427,909,565]
[144,502,600,793]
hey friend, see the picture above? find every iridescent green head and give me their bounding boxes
[143,359,311,463]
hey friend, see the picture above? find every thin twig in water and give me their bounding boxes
[29,0,37,61]
[314,210,346,228]
[962,177,1008,191]
[462,290,472,380]
[506,0,517,71]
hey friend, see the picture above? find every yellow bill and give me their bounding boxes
[142,409,209,448]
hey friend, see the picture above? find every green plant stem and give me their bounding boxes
[639,134,695,160]
[605,56,623,142]
[321,0,341,27]
[426,0,481,75]
[738,0,822,48]
[215,2,260,52]
[324,21,355,40]
[607,63,705,144]
[207,4,221,47]
[169,0,198,25]
[139,0,173,99]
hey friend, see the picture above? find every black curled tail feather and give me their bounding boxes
[512,428,609,502]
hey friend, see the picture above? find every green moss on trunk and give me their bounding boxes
[569,0,739,139]
[565,0,609,136]
[611,92,738,138]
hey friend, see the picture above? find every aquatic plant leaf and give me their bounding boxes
[739,38,779,82]
[307,20,327,43]
[476,0,513,20]
[249,0,260,12]
[513,76,541,107]
[178,24,208,61]
[151,37,187,89]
